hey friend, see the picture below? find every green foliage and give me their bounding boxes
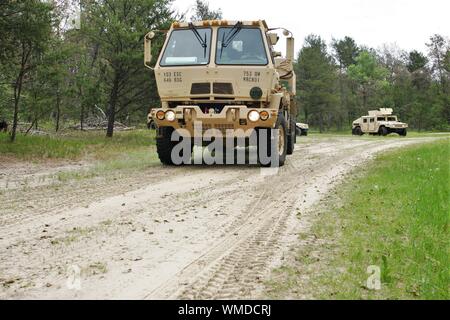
[296,35,339,132]
[266,139,449,299]
[0,2,448,136]
[296,35,449,131]
[0,0,53,141]
[0,130,156,160]
[332,36,360,69]
[407,50,429,72]
[191,0,222,21]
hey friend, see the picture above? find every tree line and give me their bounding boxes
[0,1,448,143]
[296,35,449,132]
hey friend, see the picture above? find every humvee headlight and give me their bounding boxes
[156,110,165,120]
[165,110,176,122]
[248,110,260,122]
[260,111,269,121]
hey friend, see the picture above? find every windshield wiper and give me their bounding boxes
[219,21,243,59]
[189,22,207,58]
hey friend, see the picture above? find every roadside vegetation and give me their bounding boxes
[0,130,156,161]
[266,139,449,300]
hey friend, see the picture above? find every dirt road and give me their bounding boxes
[0,136,439,299]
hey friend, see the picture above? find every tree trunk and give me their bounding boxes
[10,72,24,142]
[55,85,61,132]
[319,113,324,133]
[362,86,368,111]
[106,75,119,138]
[79,86,84,130]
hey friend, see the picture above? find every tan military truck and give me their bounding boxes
[295,123,309,136]
[144,20,297,166]
[352,108,408,136]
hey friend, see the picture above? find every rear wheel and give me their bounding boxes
[287,118,295,155]
[379,126,388,136]
[354,126,363,136]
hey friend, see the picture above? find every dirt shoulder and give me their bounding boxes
[0,136,441,299]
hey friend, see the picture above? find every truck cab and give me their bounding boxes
[144,20,298,166]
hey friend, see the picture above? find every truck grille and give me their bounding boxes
[191,83,210,94]
[213,83,234,95]
[202,124,235,135]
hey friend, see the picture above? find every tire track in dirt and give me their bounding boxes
[0,136,440,299]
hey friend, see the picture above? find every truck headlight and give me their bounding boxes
[165,110,176,122]
[248,110,260,122]
[260,111,269,121]
[156,110,165,120]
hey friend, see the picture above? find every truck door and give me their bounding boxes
[362,118,369,131]
[369,118,376,132]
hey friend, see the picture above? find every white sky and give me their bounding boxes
[172,0,449,55]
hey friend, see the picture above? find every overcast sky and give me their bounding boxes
[171,0,449,55]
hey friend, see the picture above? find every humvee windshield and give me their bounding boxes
[160,28,212,66]
[216,28,268,65]
[387,116,397,121]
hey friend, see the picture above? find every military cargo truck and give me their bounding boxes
[352,108,408,136]
[144,20,298,166]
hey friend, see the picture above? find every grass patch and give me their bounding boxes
[266,139,449,300]
[0,130,156,160]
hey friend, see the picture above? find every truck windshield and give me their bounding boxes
[387,117,397,121]
[160,28,212,66]
[216,28,268,65]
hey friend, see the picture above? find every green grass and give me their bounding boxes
[267,139,449,300]
[0,130,156,160]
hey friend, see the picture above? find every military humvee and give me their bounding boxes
[144,20,297,166]
[295,123,308,136]
[352,108,408,136]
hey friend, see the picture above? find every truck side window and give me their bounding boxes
[370,118,375,123]
[363,119,368,123]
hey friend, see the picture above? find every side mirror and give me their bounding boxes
[267,33,279,46]
[272,51,282,58]
[144,31,156,69]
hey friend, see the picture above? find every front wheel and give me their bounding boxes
[379,126,388,136]
[156,127,192,165]
[257,114,287,167]
[399,129,407,136]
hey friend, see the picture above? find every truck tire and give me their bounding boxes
[354,126,363,136]
[258,114,287,167]
[379,126,388,136]
[156,127,176,165]
[147,121,156,130]
[157,127,193,165]
[399,129,407,136]
[287,118,295,155]
[301,129,308,136]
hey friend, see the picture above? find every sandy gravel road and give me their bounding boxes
[0,136,439,299]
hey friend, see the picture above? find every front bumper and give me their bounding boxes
[151,106,278,137]
[389,125,408,129]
